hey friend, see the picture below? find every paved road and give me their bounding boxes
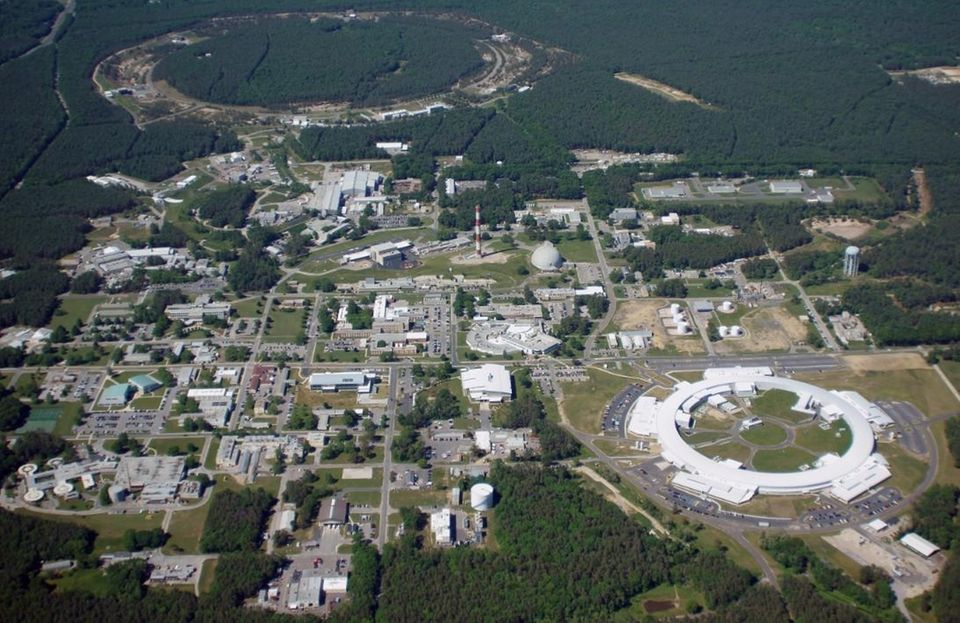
[377,366,399,549]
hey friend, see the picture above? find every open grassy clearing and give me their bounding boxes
[346,490,382,508]
[700,440,752,463]
[198,559,218,594]
[264,307,306,342]
[49,296,106,329]
[877,440,928,496]
[939,361,960,392]
[749,389,797,419]
[232,297,263,317]
[730,494,818,518]
[560,367,638,434]
[148,436,205,456]
[18,509,164,555]
[50,568,115,596]
[389,488,446,509]
[752,446,816,472]
[554,237,598,263]
[740,423,787,446]
[794,420,852,455]
[796,368,959,417]
[17,402,83,435]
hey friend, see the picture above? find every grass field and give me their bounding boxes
[346,490,382,507]
[878,440,930,494]
[389,488,446,509]
[560,367,637,434]
[750,389,802,421]
[740,423,787,446]
[48,296,107,330]
[930,419,960,487]
[939,361,960,392]
[232,297,263,317]
[264,307,306,342]
[752,446,816,472]
[198,559,218,594]
[130,395,163,410]
[731,494,817,518]
[555,238,598,263]
[18,509,164,554]
[702,441,752,463]
[50,568,114,596]
[794,420,852,455]
[148,436,205,456]
[204,437,221,470]
[797,368,959,417]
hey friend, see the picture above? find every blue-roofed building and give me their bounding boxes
[98,383,133,407]
[129,374,162,393]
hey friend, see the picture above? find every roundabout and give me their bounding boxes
[626,370,893,504]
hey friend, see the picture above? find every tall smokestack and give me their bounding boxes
[474,204,482,257]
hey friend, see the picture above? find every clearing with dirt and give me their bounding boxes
[715,306,806,353]
[843,353,929,372]
[613,300,704,354]
[913,168,933,217]
[809,217,872,240]
[614,72,714,109]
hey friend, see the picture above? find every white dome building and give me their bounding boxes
[531,241,563,271]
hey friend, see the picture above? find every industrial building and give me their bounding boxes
[98,383,134,407]
[318,497,349,527]
[181,387,236,428]
[900,533,941,558]
[642,182,690,199]
[165,299,232,325]
[340,169,382,198]
[461,364,513,403]
[430,508,453,545]
[308,371,378,393]
[769,180,803,193]
[466,320,561,356]
[129,374,162,393]
[626,372,891,504]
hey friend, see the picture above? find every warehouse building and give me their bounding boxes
[308,371,378,393]
[461,364,513,403]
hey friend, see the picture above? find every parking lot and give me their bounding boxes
[602,384,645,435]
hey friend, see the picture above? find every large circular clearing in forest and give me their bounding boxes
[154,15,486,107]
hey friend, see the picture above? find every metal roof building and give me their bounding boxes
[461,364,513,403]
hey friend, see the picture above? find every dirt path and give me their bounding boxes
[913,168,934,217]
[575,465,669,536]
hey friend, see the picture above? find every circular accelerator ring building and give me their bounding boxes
[626,367,894,505]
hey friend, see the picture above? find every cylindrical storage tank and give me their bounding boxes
[669,303,681,314]
[470,483,494,511]
[23,488,44,504]
[46,457,64,469]
[672,313,685,325]
[17,463,38,478]
[718,326,730,337]
[53,482,74,498]
[720,301,734,312]
[731,325,744,336]
[676,321,691,335]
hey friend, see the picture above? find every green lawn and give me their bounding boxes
[939,361,960,393]
[130,395,163,410]
[613,583,705,621]
[346,490,382,507]
[701,441,752,463]
[264,307,307,342]
[880,440,930,493]
[560,367,641,434]
[18,509,164,554]
[389,488,446,509]
[750,389,800,420]
[50,568,114,596]
[204,437,221,470]
[555,238,598,263]
[148,436,205,456]
[794,420,852,455]
[740,423,787,446]
[198,559,218,594]
[752,446,816,472]
[797,368,959,418]
[48,296,107,330]
[232,297,263,317]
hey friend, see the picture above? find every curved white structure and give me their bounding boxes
[470,483,495,510]
[23,488,44,504]
[531,242,563,271]
[651,376,877,495]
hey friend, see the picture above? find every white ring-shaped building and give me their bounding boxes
[651,375,880,497]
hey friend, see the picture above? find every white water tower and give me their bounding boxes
[470,483,495,511]
[843,246,860,278]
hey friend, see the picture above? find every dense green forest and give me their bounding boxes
[199,487,275,553]
[0,0,60,63]
[156,16,484,106]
